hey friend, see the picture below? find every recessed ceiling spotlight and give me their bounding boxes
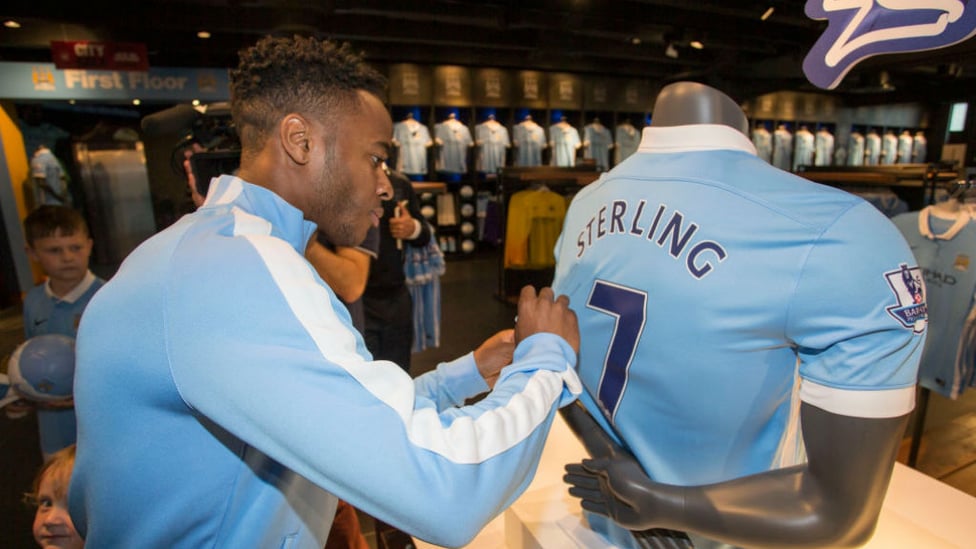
[690,40,704,50]
[631,37,641,45]
[197,31,211,39]
[132,99,141,106]
[665,43,679,59]
[4,20,21,29]
[761,6,775,21]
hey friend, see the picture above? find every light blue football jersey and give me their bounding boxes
[514,120,546,167]
[892,208,976,398]
[549,121,581,167]
[552,124,925,490]
[393,119,432,176]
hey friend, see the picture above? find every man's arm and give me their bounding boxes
[305,238,371,303]
[564,402,907,548]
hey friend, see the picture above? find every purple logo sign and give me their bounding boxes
[804,1,976,89]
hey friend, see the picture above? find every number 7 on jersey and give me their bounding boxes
[586,280,647,421]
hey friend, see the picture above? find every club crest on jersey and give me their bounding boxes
[885,263,927,333]
[803,1,976,89]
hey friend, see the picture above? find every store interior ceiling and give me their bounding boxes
[1,0,975,105]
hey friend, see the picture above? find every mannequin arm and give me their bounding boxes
[563,401,907,548]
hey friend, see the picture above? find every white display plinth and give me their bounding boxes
[416,413,976,549]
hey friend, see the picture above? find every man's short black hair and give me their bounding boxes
[230,35,387,156]
[23,205,89,246]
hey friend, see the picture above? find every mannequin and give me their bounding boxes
[614,118,641,164]
[897,129,914,163]
[864,128,882,165]
[391,110,432,179]
[792,124,815,170]
[912,130,927,163]
[474,113,510,175]
[583,117,613,171]
[433,111,473,177]
[771,123,792,171]
[512,114,546,167]
[813,125,834,166]
[848,128,865,166]
[31,144,70,206]
[553,82,923,549]
[751,121,772,163]
[549,115,581,167]
[881,129,898,165]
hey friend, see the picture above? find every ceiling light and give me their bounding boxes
[690,40,704,50]
[665,43,679,59]
[631,37,642,45]
[197,31,211,39]
[132,99,141,105]
[761,6,775,21]
[4,20,21,29]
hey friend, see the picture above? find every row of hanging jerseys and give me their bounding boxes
[392,114,642,177]
[752,125,926,172]
[891,197,976,399]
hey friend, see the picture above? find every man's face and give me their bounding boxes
[26,229,92,289]
[305,91,393,247]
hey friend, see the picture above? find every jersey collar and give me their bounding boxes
[637,124,757,156]
[45,270,96,303]
[918,206,971,240]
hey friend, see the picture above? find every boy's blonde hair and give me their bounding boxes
[25,444,76,507]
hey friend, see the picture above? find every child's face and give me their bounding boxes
[32,472,84,549]
[26,230,93,289]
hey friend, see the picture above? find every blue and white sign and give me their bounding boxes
[804,1,976,89]
[0,62,230,101]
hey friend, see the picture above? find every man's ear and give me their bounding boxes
[281,114,311,165]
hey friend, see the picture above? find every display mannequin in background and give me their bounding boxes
[583,117,613,171]
[614,119,641,164]
[881,129,898,165]
[792,124,814,170]
[549,115,581,167]
[554,81,925,549]
[912,130,927,163]
[513,114,546,167]
[814,125,834,166]
[849,128,866,166]
[392,110,432,181]
[474,113,510,176]
[751,121,772,164]
[433,111,473,179]
[865,127,881,165]
[31,145,71,207]
[771,123,792,171]
[897,129,914,163]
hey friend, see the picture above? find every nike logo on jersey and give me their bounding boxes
[33,318,47,327]
[803,1,976,89]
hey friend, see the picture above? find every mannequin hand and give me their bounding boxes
[473,329,515,388]
[564,450,662,531]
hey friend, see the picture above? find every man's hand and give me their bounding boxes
[472,329,515,388]
[514,286,580,354]
[389,201,418,240]
[564,450,662,531]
